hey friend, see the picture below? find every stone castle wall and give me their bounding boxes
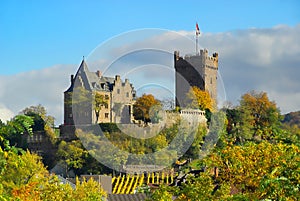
[174,49,218,107]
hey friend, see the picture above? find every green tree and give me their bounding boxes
[21,105,57,142]
[176,173,231,201]
[226,91,282,144]
[57,140,88,176]
[239,91,282,141]
[21,104,55,130]
[147,184,174,201]
[185,125,207,159]
[225,107,253,144]
[93,92,107,124]
[277,124,300,146]
[0,114,34,150]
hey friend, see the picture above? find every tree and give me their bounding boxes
[11,174,107,201]
[176,173,231,201]
[21,104,55,130]
[133,94,162,124]
[93,92,108,124]
[72,177,107,201]
[57,140,88,176]
[185,86,215,112]
[147,184,174,201]
[148,173,231,201]
[0,147,106,200]
[21,104,57,141]
[0,149,48,197]
[184,125,207,159]
[0,114,34,150]
[225,107,253,144]
[205,141,300,199]
[239,91,282,141]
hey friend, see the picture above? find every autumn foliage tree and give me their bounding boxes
[224,91,283,144]
[0,148,106,200]
[0,149,48,198]
[133,94,162,123]
[205,141,300,200]
[185,86,215,112]
[240,91,281,139]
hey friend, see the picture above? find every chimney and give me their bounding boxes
[71,75,74,85]
[174,51,179,61]
[213,52,218,59]
[96,70,102,77]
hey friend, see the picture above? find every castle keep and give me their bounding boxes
[64,59,136,125]
[174,49,218,107]
[63,48,218,126]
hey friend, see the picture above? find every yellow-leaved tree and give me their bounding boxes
[205,141,300,200]
[0,148,106,200]
[185,86,215,112]
[133,94,162,124]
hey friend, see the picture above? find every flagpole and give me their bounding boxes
[196,33,198,55]
[195,22,200,55]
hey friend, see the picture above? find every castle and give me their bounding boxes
[64,59,136,125]
[63,48,218,126]
[174,49,218,107]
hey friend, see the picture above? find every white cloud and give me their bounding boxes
[190,24,300,112]
[93,24,300,113]
[0,104,14,122]
[0,64,75,125]
[0,24,299,126]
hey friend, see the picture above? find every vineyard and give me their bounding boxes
[111,172,174,194]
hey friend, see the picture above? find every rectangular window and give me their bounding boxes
[105,113,109,118]
[117,89,120,94]
[126,92,129,97]
[105,104,108,109]
[105,95,109,100]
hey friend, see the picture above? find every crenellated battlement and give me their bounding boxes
[174,48,219,106]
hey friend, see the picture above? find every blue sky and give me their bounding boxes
[0,0,299,75]
[0,0,300,124]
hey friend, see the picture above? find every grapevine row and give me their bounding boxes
[112,172,174,194]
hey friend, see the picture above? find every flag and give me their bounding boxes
[196,23,200,36]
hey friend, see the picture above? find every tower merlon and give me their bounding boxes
[174,48,219,106]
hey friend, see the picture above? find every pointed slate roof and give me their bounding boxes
[64,58,121,93]
[75,59,94,91]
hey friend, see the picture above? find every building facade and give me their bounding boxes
[64,59,136,125]
[174,49,219,107]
